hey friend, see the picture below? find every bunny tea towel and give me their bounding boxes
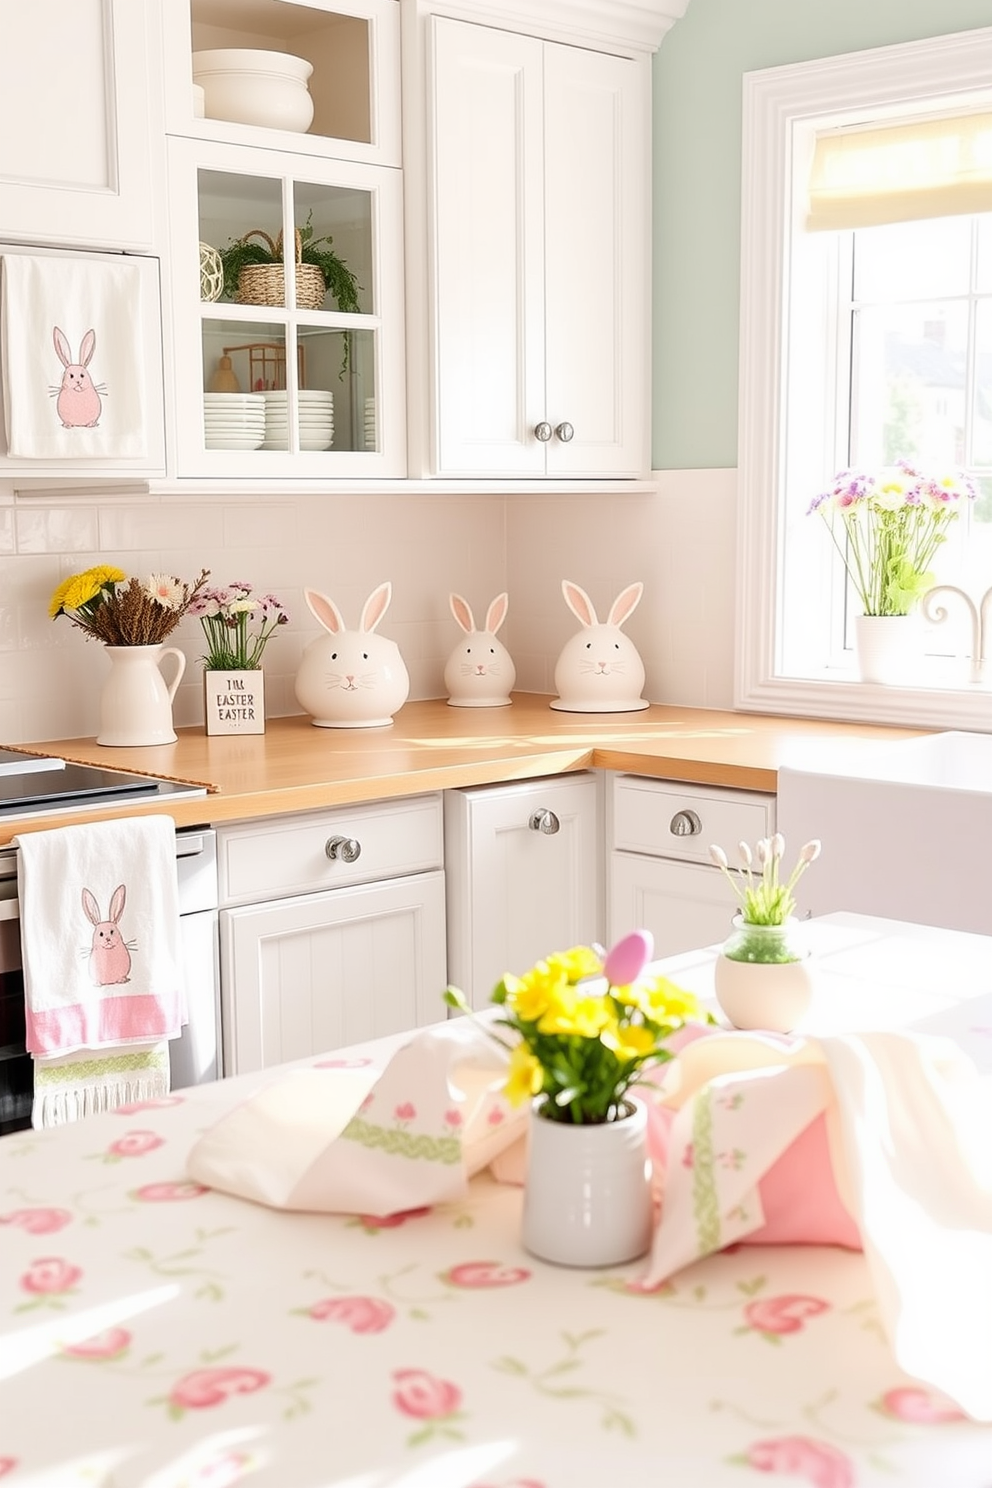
[14,815,186,1127]
[0,252,148,459]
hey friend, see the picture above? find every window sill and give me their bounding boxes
[736,659,992,733]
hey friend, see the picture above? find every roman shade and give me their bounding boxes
[806,109,992,231]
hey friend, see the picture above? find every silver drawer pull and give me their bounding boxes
[534,421,553,443]
[529,809,560,835]
[554,421,574,443]
[326,835,361,864]
[669,809,702,837]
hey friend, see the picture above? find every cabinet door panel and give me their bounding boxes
[610,854,737,961]
[221,871,446,1074]
[431,17,545,476]
[445,775,600,1008]
[543,44,649,476]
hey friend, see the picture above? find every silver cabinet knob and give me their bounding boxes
[669,809,702,838]
[529,808,560,835]
[534,421,553,442]
[555,421,574,443]
[326,835,361,863]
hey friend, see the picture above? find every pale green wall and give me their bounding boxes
[652,0,992,470]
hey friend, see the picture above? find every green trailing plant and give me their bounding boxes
[218,211,362,376]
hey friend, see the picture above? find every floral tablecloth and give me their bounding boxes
[3,912,992,1487]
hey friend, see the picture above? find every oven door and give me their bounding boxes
[0,884,30,1133]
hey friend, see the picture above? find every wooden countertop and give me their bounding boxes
[0,694,928,846]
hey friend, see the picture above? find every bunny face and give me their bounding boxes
[82,884,132,986]
[551,580,649,714]
[295,582,411,728]
[444,592,516,708]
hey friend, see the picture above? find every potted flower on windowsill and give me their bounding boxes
[808,460,977,683]
[49,565,210,747]
[445,931,710,1267]
[709,833,821,1034]
[190,581,290,736]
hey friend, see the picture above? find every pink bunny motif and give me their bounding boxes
[52,326,104,428]
[81,884,132,985]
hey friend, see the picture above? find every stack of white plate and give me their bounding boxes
[262,389,334,451]
[203,393,266,451]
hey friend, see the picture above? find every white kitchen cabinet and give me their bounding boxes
[609,776,776,958]
[216,795,446,1074]
[417,15,650,479]
[444,772,601,1009]
[161,0,406,479]
[0,0,157,251]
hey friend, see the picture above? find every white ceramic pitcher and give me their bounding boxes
[97,644,186,747]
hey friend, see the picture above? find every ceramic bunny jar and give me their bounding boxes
[294,582,410,728]
[551,580,649,713]
[444,592,516,707]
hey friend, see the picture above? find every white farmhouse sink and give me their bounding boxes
[777,731,992,935]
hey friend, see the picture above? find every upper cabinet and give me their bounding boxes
[160,0,406,479]
[405,5,654,481]
[0,0,157,252]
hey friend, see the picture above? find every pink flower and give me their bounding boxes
[394,1102,416,1121]
[746,1435,854,1488]
[20,1257,82,1295]
[487,1106,505,1126]
[187,1450,255,1487]
[62,1326,131,1361]
[113,1096,183,1114]
[168,1366,270,1411]
[392,1368,462,1421]
[357,1206,432,1229]
[0,1460,17,1478]
[132,1181,209,1202]
[307,1296,396,1332]
[743,1295,830,1337]
[443,1261,531,1289]
[444,1108,464,1127]
[108,1130,164,1158]
[0,1207,72,1234]
[681,1142,694,1167]
[878,1386,967,1424]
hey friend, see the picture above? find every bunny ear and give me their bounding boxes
[53,327,71,367]
[561,580,598,628]
[485,593,509,635]
[109,884,126,924]
[78,329,96,367]
[449,593,475,634]
[361,582,392,634]
[608,582,644,629]
[81,888,100,925]
[305,589,346,634]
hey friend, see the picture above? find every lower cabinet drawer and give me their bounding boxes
[217,794,444,905]
[612,776,774,865]
[610,853,738,960]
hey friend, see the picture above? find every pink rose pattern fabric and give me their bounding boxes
[1,1050,990,1485]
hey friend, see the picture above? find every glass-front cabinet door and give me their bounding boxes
[168,137,405,477]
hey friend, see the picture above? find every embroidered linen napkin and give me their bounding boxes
[1,252,148,458]
[15,815,186,1126]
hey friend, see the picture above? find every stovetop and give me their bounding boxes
[0,748,209,819]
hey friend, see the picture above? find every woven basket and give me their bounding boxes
[235,228,326,310]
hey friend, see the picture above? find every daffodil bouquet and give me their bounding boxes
[444,931,708,1125]
[50,565,210,646]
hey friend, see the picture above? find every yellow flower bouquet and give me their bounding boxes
[445,930,709,1125]
[50,565,210,646]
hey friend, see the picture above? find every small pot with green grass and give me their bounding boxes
[709,833,822,1033]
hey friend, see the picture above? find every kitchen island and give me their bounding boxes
[1,912,990,1486]
[0,695,927,845]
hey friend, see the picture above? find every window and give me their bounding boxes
[736,27,992,730]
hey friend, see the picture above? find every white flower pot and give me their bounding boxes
[97,645,185,747]
[713,916,814,1035]
[853,612,921,686]
[521,1096,653,1267]
[204,670,265,736]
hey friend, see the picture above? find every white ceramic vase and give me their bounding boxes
[853,612,921,686]
[713,915,814,1034]
[97,644,186,747]
[522,1096,653,1267]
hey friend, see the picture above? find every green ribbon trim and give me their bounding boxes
[35,1049,169,1086]
[340,1116,461,1165]
[691,1088,720,1254]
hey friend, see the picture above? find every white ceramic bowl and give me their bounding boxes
[192,49,314,133]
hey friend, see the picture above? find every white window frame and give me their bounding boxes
[735,25,992,731]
